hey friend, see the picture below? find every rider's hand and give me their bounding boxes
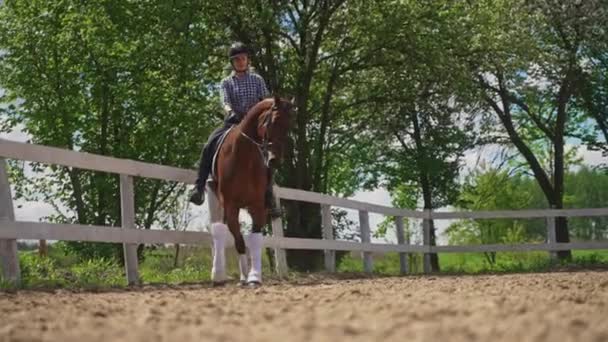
[225,111,241,125]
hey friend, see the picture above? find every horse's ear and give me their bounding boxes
[290,96,295,104]
[273,93,281,104]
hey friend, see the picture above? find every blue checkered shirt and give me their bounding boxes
[220,71,269,116]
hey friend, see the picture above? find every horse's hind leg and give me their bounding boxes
[224,204,248,285]
[246,206,267,285]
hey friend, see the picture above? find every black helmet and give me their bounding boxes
[228,42,249,59]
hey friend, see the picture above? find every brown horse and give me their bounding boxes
[209,95,294,286]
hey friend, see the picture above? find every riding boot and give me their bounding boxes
[189,186,205,206]
[190,153,211,206]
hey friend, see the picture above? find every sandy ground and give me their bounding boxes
[1,271,608,342]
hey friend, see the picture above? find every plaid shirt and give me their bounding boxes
[220,70,269,116]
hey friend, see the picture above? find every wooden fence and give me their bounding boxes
[1,138,607,285]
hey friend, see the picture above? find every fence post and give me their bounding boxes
[120,175,139,285]
[546,206,558,261]
[321,204,335,272]
[395,216,408,275]
[422,210,432,274]
[0,158,20,285]
[359,210,373,273]
[271,189,288,277]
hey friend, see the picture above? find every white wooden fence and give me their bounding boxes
[1,138,608,285]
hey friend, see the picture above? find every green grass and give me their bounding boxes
[15,251,126,289]
[336,249,608,275]
[139,246,277,284]
[139,247,212,284]
[3,245,608,290]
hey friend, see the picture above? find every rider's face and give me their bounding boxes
[232,54,249,72]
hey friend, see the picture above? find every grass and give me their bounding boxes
[139,245,277,284]
[2,245,608,290]
[335,249,608,275]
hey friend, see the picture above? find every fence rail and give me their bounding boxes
[1,138,608,285]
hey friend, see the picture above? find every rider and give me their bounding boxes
[189,42,281,217]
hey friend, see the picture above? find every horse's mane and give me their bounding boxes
[242,98,274,122]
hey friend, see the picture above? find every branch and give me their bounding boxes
[287,2,301,37]
[392,129,413,154]
[277,31,301,55]
[506,93,555,140]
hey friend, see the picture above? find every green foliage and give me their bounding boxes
[566,166,608,240]
[57,241,123,263]
[446,168,542,264]
[348,0,476,210]
[374,184,417,239]
[1,1,606,272]
[17,251,125,288]
[6,246,608,290]
[69,258,125,288]
[336,249,608,276]
[139,246,279,284]
[19,252,64,288]
[140,247,210,284]
[447,166,608,247]
[0,0,221,259]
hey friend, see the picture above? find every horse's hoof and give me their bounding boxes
[212,281,226,287]
[238,280,248,287]
[248,281,262,288]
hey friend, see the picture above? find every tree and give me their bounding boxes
[565,167,608,240]
[447,168,537,265]
[209,0,389,270]
[342,0,475,271]
[463,0,606,259]
[0,0,221,259]
[156,185,199,268]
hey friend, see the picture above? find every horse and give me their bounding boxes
[207,95,294,287]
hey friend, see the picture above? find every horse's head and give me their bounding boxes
[258,95,295,166]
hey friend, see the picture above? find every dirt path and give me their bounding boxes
[1,271,608,342]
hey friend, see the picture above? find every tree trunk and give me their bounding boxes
[174,244,180,268]
[284,200,323,271]
[312,61,339,193]
[482,72,572,260]
[226,1,345,271]
[411,111,440,271]
[38,240,48,258]
[553,73,573,260]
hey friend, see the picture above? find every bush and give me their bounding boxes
[19,252,65,288]
[69,258,125,288]
[59,241,124,263]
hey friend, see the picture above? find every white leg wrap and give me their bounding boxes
[211,222,229,282]
[238,254,249,284]
[247,233,263,284]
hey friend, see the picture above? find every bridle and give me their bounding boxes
[240,102,277,168]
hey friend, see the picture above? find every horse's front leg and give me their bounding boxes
[224,204,249,285]
[247,205,267,286]
[210,219,229,285]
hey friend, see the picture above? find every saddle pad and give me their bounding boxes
[211,126,234,180]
